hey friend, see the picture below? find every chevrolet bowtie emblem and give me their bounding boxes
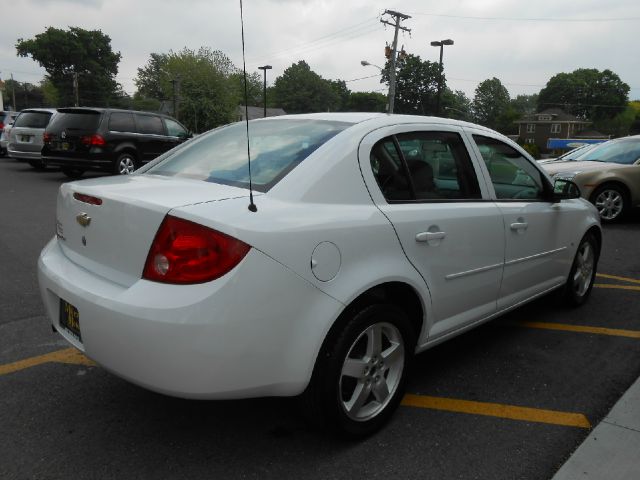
[76,213,92,227]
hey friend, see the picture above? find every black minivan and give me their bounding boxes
[41,108,190,177]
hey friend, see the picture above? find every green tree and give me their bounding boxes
[629,101,640,135]
[537,68,629,122]
[472,77,511,130]
[135,47,258,132]
[40,78,60,107]
[441,88,472,120]
[272,61,339,113]
[382,54,440,115]
[328,80,350,111]
[346,91,387,112]
[16,27,122,107]
[511,93,539,115]
[1,78,46,110]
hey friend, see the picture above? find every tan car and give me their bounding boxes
[543,135,640,222]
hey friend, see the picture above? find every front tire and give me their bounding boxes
[304,304,415,437]
[563,232,599,306]
[591,184,627,222]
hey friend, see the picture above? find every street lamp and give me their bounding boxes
[430,39,454,116]
[257,65,272,118]
[360,60,383,70]
[360,60,389,112]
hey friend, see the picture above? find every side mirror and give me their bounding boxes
[552,179,581,202]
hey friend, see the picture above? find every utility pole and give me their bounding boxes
[380,10,411,114]
[171,77,180,120]
[73,72,79,107]
[10,73,17,110]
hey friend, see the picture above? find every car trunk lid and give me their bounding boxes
[56,174,251,286]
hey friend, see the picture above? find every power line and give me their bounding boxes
[344,73,382,83]
[246,17,380,65]
[408,12,640,22]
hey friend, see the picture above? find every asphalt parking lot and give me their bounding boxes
[1,157,639,480]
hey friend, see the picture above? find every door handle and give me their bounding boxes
[416,231,446,242]
[510,222,528,231]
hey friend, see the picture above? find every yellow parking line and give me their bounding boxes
[594,283,640,292]
[401,394,590,428]
[0,348,95,376]
[596,273,640,285]
[516,321,640,339]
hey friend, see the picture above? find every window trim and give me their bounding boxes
[468,132,556,203]
[371,130,484,204]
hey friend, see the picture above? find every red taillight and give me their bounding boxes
[80,134,106,146]
[142,216,250,284]
[73,192,103,205]
[0,123,4,130]
[43,132,52,144]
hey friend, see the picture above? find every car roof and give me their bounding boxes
[56,107,174,118]
[19,108,58,114]
[262,112,497,133]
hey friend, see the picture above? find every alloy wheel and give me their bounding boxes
[572,240,595,297]
[118,156,136,174]
[339,322,405,422]
[594,189,623,221]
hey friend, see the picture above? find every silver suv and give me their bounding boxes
[8,108,57,169]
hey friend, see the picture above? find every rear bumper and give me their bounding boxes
[37,238,342,399]
[8,148,42,160]
[42,154,113,170]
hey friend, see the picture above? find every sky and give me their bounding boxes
[1,0,639,104]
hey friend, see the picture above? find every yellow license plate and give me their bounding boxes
[59,299,82,341]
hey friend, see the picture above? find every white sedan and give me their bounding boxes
[38,113,601,436]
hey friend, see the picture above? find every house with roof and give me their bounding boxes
[514,108,607,154]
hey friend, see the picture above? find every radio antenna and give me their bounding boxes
[239,0,257,212]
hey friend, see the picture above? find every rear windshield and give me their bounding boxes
[14,111,53,128]
[578,139,640,165]
[145,119,351,191]
[47,111,101,132]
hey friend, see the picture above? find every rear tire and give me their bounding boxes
[563,232,599,306]
[114,153,138,175]
[28,159,46,170]
[303,303,415,437]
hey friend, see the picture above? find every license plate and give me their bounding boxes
[61,142,70,151]
[20,135,32,143]
[59,299,82,341]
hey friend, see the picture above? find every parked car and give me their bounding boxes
[542,135,640,222]
[537,143,601,164]
[38,113,601,436]
[8,108,57,169]
[41,108,190,178]
[0,111,20,156]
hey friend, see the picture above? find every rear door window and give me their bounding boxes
[135,114,165,135]
[108,112,136,133]
[371,131,482,202]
